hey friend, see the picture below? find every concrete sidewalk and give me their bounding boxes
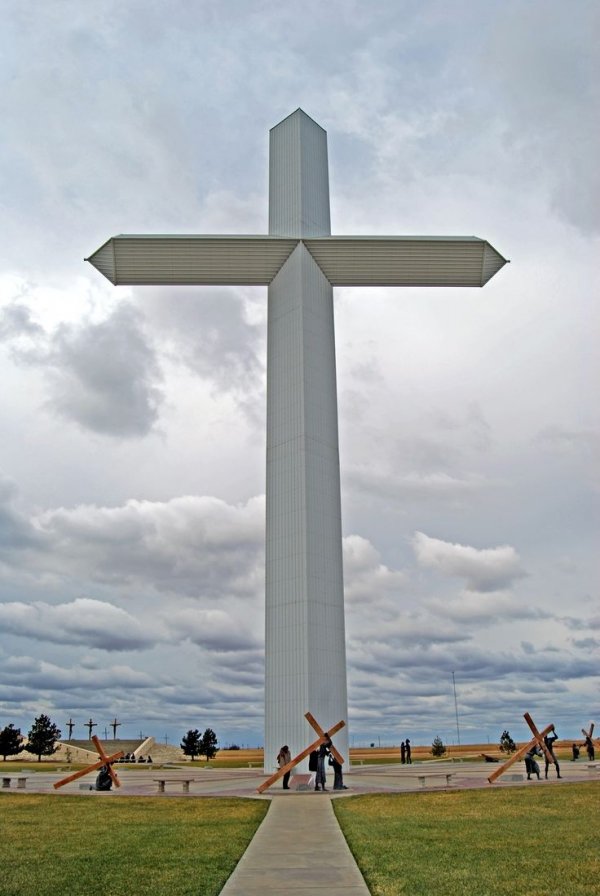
[218,794,370,895]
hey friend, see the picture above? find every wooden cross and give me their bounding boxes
[53,735,124,790]
[257,713,345,794]
[523,712,557,766]
[581,721,597,743]
[305,711,345,767]
[487,713,555,784]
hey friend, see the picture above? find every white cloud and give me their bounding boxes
[0,598,153,651]
[32,494,265,597]
[412,531,526,592]
[4,302,163,437]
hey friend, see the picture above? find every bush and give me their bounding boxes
[431,736,447,757]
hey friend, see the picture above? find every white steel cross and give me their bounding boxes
[87,109,507,771]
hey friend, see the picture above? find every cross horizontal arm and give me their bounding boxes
[86,235,298,286]
[86,235,507,288]
[304,236,507,286]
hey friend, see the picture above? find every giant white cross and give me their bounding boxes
[87,109,507,771]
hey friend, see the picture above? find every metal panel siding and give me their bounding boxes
[88,236,297,285]
[303,237,508,286]
[481,241,508,284]
[86,239,116,283]
[265,243,348,771]
[269,109,330,238]
[87,233,507,288]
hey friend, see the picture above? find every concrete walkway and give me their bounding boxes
[218,794,370,896]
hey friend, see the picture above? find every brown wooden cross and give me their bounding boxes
[53,735,124,790]
[487,713,555,784]
[581,721,597,743]
[257,712,345,794]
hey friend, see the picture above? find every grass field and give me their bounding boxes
[333,781,600,896]
[0,794,268,896]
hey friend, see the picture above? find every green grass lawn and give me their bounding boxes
[0,794,268,896]
[333,782,600,896]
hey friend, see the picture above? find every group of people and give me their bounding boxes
[116,752,153,763]
[277,733,348,792]
[525,728,562,780]
[400,739,412,764]
[572,736,595,761]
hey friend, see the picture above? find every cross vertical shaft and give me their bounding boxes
[265,110,349,770]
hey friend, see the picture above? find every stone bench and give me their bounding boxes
[153,778,196,793]
[2,776,28,789]
[415,772,453,788]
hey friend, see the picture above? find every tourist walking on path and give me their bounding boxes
[405,739,412,764]
[277,745,292,789]
[544,730,562,779]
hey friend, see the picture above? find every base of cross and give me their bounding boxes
[257,712,345,794]
[53,735,124,790]
[488,712,557,784]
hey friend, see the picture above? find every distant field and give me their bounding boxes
[0,740,580,770]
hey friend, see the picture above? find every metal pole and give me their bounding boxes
[452,671,461,746]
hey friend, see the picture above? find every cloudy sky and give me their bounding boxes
[1,0,598,751]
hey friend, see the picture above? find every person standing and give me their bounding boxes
[277,745,292,789]
[400,741,406,764]
[544,729,562,779]
[405,739,412,764]
[315,734,331,791]
[330,752,347,790]
[584,735,595,761]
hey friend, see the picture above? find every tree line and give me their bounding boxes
[1,716,221,763]
[0,715,61,762]
[180,728,219,760]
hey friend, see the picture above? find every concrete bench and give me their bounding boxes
[415,772,453,788]
[153,778,196,793]
[2,776,28,789]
